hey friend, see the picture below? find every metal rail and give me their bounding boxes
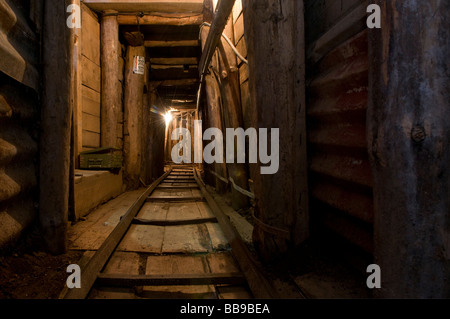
[61,165,270,299]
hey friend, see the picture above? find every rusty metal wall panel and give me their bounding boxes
[0,0,40,251]
[307,29,373,254]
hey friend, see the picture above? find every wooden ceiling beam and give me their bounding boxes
[150,57,198,65]
[83,0,204,13]
[117,13,203,25]
[150,78,199,87]
[145,40,199,47]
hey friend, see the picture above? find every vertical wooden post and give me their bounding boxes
[73,0,82,165]
[143,85,165,183]
[217,14,249,210]
[123,44,145,189]
[243,0,308,261]
[201,0,228,193]
[101,10,120,148]
[368,0,450,298]
[40,0,74,254]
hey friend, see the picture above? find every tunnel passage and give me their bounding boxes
[0,0,448,300]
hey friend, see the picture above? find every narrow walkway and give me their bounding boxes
[68,166,252,299]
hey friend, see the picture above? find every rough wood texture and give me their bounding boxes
[40,0,74,254]
[117,13,203,25]
[199,0,236,79]
[201,0,228,194]
[124,45,146,190]
[101,10,121,148]
[217,14,249,210]
[63,170,171,299]
[243,0,309,261]
[368,0,450,298]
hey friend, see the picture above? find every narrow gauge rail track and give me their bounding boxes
[61,165,275,299]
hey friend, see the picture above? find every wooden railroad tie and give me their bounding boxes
[96,273,247,287]
[132,217,218,226]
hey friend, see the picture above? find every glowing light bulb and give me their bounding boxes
[164,112,173,126]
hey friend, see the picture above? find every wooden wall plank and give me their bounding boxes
[81,86,101,117]
[239,63,249,85]
[233,13,245,45]
[233,0,243,24]
[81,6,100,65]
[82,130,100,148]
[236,36,247,63]
[82,112,101,133]
[81,55,101,92]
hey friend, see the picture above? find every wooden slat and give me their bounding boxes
[147,196,204,202]
[133,216,217,226]
[232,0,243,24]
[239,63,249,85]
[97,272,246,287]
[62,169,172,299]
[81,55,101,92]
[82,112,100,133]
[81,85,101,116]
[81,6,100,65]
[236,36,247,62]
[233,13,245,44]
[82,130,100,148]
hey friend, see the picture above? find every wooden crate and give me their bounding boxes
[79,147,122,170]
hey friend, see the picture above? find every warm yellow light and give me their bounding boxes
[164,111,173,126]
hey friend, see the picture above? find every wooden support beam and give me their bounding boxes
[101,10,121,148]
[150,57,198,65]
[216,11,248,210]
[200,0,228,194]
[40,0,74,254]
[123,25,199,42]
[198,0,236,79]
[368,0,450,298]
[124,44,146,189]
[62,170,171,299]
[145,40,200,47]
[83,0,205,13]
[117,13,203,25]
[243,0,309,261]
[96,272,246,287]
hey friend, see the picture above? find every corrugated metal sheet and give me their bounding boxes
[0,0,39,251]
[307,30,373,253]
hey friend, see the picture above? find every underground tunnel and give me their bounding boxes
[0,0,449,305]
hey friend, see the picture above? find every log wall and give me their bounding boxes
[0,0,40,252]
[79,5,102,152]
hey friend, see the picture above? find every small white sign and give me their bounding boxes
[133,56,145,75]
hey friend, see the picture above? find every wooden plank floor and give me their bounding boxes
[69,167,252,299]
